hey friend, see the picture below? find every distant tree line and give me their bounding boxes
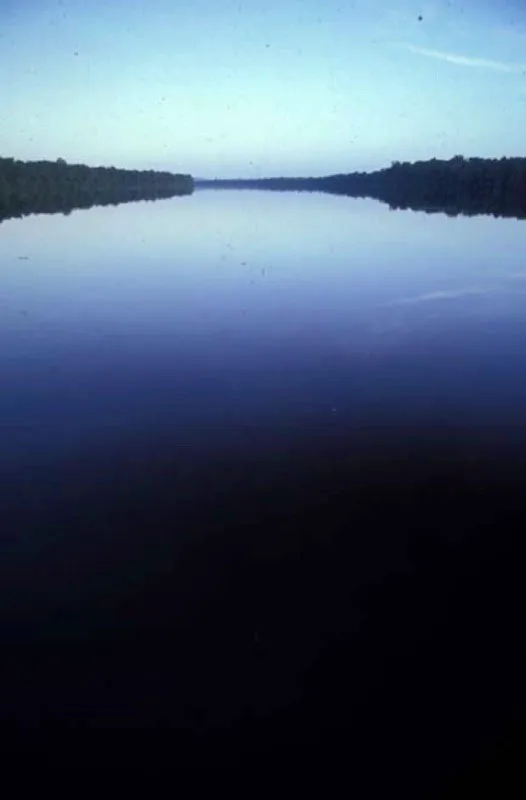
[197,156,526,220]
[0,157,194,223]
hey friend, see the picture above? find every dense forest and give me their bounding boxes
[198,156,526,220]
[0,157,194,223]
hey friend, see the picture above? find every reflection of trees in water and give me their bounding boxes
[198,156,526,221]
[0,157,194,223]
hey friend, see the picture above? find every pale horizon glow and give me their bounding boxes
[1,0,525,178]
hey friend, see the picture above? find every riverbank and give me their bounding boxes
[0,157,194,223]
[197,155,526,220]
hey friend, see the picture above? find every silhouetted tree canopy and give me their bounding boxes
[0,157,194,223]
[198,156,526,220]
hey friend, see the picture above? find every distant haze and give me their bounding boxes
[2,0,525,177]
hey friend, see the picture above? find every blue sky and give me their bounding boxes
[1,0,525,176]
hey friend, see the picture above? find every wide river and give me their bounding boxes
[1,189,525,781]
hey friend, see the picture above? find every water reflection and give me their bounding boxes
[2,190,526,471]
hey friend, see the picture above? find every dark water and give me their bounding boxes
[1,191,525,787]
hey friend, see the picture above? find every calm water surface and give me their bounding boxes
[3,189,526,469]
[1,190,526,778]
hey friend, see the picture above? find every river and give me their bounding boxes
[1,189,525,782]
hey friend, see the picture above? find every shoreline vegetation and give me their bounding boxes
[197,155,526,220]
[0,157,194,223]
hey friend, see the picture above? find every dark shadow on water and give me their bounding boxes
[0,188,192,224]
[1,425,525,790]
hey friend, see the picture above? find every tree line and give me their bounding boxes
[197,156,526,220]
[0,157,194,223]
